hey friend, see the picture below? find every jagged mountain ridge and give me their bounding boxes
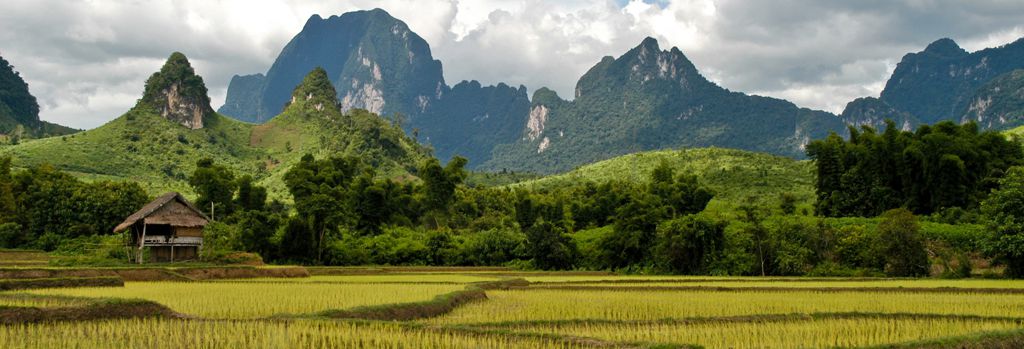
[843,37,1024,130]
[218,9,529,165]
[481,38,845,173]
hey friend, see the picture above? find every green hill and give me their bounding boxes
[0,56,429,200]
[511,147,815,212]
[1008,125,1024,139]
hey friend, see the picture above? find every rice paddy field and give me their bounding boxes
[3,269,1024,348]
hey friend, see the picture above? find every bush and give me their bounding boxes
[653,214,725,274]
[878,208,930,277]
[0,222,23,248]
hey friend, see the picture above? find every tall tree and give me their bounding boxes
[188,158,237,219]
[982,166,1024,277]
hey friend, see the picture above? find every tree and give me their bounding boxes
[525,219,577,270]
[236,210,279,260]
[807,121,1022,216]
[283,155,360,263]
[234,175,267,212]
[598,193,666,269]
[982,166,1024,277]
[418,156,468,213]
[654,214,725,274]
[189,158,236,219]
[779,193,797,215]
[878,208,930,276]
[647,161,713,217]
[279,216,315,263]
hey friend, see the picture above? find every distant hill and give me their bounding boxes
[2,53,429,200]
[219,9,527,165]
[0,54,77,140]
[843,37,1024,131]
[483,38,845,173]
[511,147,815,211]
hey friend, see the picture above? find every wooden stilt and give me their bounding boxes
[139,223,147,265]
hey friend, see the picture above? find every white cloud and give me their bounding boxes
[1,0,1022,129]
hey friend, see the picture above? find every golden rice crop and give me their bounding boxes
[0,318,583,349]
[500,317,1022,349]
[0,293,87,308]
[28,281,463,318]
[234,274,500,283]
[555,279,1024,289]
[525,276,1024,288]
[431,289,1024,324]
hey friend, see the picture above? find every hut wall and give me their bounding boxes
[148,246,199,263]
[175,227,203,238]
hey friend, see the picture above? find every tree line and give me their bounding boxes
[2,118,1023,277]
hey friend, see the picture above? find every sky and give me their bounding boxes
[1,0,1023,130]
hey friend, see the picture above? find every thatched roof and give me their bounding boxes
[113,192,210,232]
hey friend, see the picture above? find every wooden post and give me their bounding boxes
[138,223,147,265]
[171,245,174,263]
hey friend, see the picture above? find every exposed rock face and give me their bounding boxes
[526,105,548,141]
[218,9,444,123]
[140,52,214,129]
[159,82,207,129]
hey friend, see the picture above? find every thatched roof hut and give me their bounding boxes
[116,192,209,263]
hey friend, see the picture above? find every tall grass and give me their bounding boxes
[28,281,463,318]
[431,289,1024,324]
[0,318,583,349]
[502,317,1022,349]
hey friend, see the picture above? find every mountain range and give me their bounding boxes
[3,8,1023,192]
[842,37,1024,130]
[221,9,1024,174]
[219,9,529,166]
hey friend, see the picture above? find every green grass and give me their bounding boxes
[1007,125,1024,139]
[1,102,429,201]
[511,147,815,212]
[2,108,260,197]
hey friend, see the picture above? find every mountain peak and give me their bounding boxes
[639,36,660,51]
[923,38,967,57]
[287,67,338,113]
[140,52,213,129]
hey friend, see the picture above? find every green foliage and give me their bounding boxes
[0,54,75,138]
[140,52,212,115]
[189,158,237,218]
[809,121,1023,216]
[524,219,577,270]
[982,166,1024,277]
[288,67,337,108]
[653,214,725,274]
[419,157,468,213]
[0,160,148,250]
[878,209,930,277]
[483,39,845,174]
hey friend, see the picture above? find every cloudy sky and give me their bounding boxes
[2,0,1023,129]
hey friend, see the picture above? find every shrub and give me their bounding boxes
[878,208,930,277]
